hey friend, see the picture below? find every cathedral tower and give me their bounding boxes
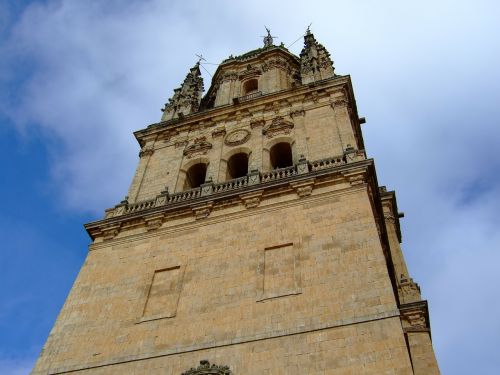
[33,30,440,374]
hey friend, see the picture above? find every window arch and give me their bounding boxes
[184,163,207,190]
[243,79,258,95]
[226,152,249,180]
[270,142,293,169]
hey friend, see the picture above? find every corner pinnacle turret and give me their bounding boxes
[161,61,204,121]
[299,27,335,84]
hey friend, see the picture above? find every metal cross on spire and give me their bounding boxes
[262,26,277,47]
[195,53,206,65]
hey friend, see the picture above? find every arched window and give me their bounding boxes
[270,142,293,169]
[243,79,258,95]
[184,163,207,190]
[226,153,248,180]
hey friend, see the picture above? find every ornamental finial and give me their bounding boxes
[262,26,277,47]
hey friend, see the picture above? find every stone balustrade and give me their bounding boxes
[310,156,345,171]
[261,165,297,182]
[213,176,249,193]
[108,152,361,218]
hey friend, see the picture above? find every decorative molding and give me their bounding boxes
[239,190,263,209]
[183,137,213,158]
[290,179,315,198]
[224,129,251,146]
[398,275,422,303]
[331,98,348,108]
[181,360,232,375]
[400,301,430,333]
[262,116,294,138]
[144,213,164,231]
[192,202,213,220]
[101,223,121,241]
[139,145,154,158]
[342,170,366,186]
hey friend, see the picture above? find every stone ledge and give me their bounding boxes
[85,158,372,241]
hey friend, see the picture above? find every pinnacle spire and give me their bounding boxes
[299,28,335,84]
[161,61,204,122]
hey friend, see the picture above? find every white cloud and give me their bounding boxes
[1,0,500,373]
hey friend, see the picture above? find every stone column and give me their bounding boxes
[207,127,226,183]
[127,142,155,203]
[331,98,357,154]
[290,109,308,163]
[249,119,265,172]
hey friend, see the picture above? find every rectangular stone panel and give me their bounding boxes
[142,266,182,321]
[261,243,299,300]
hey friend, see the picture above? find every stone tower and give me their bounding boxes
[33,29,440,374]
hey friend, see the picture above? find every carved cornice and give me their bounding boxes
[400,300,430,334]
[136,76,352,144]
[138,145,154,158]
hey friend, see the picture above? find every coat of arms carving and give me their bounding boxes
[262,116,294,138]
[181,360,232,375]
[183,137,213,158]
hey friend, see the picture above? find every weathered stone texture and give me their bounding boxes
[33,187,414,374]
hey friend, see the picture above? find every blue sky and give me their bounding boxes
[1,1,500,373]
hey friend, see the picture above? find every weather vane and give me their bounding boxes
[262,26,277,47]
